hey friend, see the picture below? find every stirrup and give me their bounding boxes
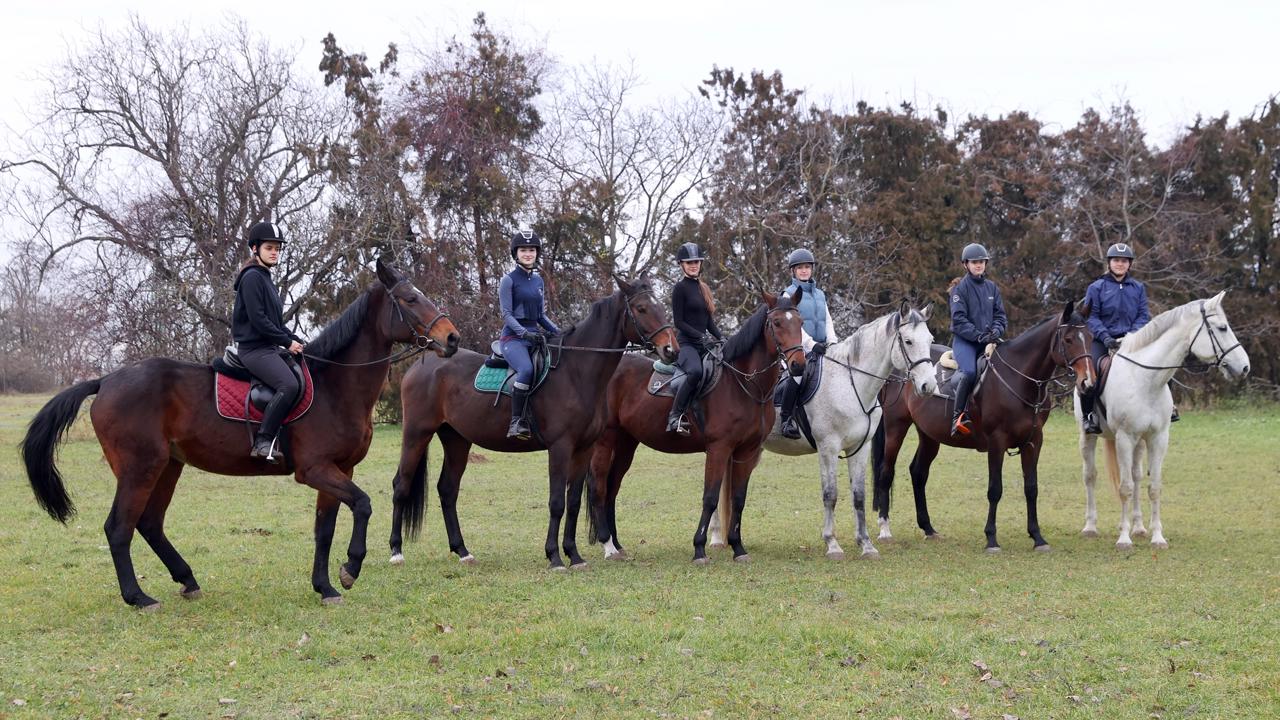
[780,417,801,439]
[250,436,281,464]
[950,414,971,437]
[1170,407,1180,423]
[507,418,531,440]
[666,413,690,436]
[1083,413,1102,435]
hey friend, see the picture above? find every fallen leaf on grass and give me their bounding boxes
[219,698,237,705]
[296,633,310,648]
[435,623,453,634]
[950,707,971,720]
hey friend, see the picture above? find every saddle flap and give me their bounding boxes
[214,359,314,424]
[648,351,722,399]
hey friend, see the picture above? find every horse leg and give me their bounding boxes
[389,425,435,565]
[1113,433,1139,551]
[103,462,165,610]
[692,446,732,564]
[1079,430,1100,538]
[1130,440,1149,538]
[709,477,729,549]
[1019,438,1050,550]
[562,447,594,570]
[310,492,344,603]
[873,417,910,541]
[135,459,201,599]
[544,444,576,571]
[726,446,762,561]
[436,428,476,564]
[847,442,879,559]
[908,431,942,538]
[602,433,639,559]
[1146,430,1171,549]
[983,450,1005,552]
[817,442,845,559]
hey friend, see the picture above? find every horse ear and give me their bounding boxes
[886,311,900,336]
[762,291,779,309]
[1207,290,1227,309]
[612,273,634,294]
[788,285,803,306]
[1078,299,1092,319]
[376,255,402,289]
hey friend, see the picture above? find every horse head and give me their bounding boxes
[376,256,460,357]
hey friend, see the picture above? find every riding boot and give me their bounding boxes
[251,389,294,463]
[507,387,532,440]
[779,378,801,439]
[250,432,281,464]
[668,380,695,436]
[951,372,975,437]
[1080,388,1102,434]
[1168,382,1180,422]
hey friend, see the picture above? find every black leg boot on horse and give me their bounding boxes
[950,371,975,437]
[779,376,802,439]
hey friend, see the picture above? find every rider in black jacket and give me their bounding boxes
[667,242,722,435]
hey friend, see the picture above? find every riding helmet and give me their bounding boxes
[1105,242,1136,260]
[676,242,707,263]
[786,247,817,270]
[247,221,286,249]
[961,243,990,262]
[510,228,542,260]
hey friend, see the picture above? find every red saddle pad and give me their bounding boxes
[215,362,315,424]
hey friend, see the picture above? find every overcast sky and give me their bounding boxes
[4,0,1278,144]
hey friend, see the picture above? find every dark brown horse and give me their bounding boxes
[587,292,807,564]
[871,300,1094,552]
[388,276,679,570]
[21,258,459,609]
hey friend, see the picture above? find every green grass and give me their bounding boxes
[1,393,1277,718]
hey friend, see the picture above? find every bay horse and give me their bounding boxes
[21,258,459,609]
[587,292,807,564]
[762,303,936,560]
[871,300,1094,552]
[1074,292,1249,550]
[387,276,678,570]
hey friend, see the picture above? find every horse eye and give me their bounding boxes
[904,339,913,345]
[637,306,647,314]
[406,296,418,304]
[1217,325,1227,332]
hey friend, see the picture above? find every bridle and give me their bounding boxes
[301,279,451,368]
[1115,301,1242,371]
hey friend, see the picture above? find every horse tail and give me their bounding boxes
[1104,435,1121,500]
[584,469,599,544]
[21,378,102,524]
[717,474,733,542]
[871,416,888,513]
[396,443,430,541]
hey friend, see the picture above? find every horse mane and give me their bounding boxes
[563,286,629,339]
[1122,301,1196,352]
[827,307,924,365]
[303,288,375,363]
[722,304,768,362]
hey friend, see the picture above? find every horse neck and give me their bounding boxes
[999,319,1058,381]
[729,321,781,390]
[316,292,395,413]
[842,317,897,394]
[562,293,628,385]
[1121,311,1197,389]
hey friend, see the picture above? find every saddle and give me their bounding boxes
[647,349,722,400]
[771,351,825,448]
[929,343,989,400]
[212,347,314,425]
[473,340,552,397]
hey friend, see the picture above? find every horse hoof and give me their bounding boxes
[1152,540,1169,550]
[388,553,405,566]
[709,541,727,550]
[1133,528,1149,538]
[733,554,751,564]
[1080,529,1099,539]
[570,562,589,571]
[137,602,162,613]
[1115,541,1133,551]
[321,595,344,606]
[925,533,943,541]
[604,550,628,561]
[861,549,881,560]
[180,588,203,601]
[339,567,356,590]
[826,550,845,561]
[877,533,894,542]
[459,554,478,566]
[549,565,568,573]
[985,546,1002,554]
[692,557,711,566]
[1034,544,1052,553]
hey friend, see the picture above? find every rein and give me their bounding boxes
[302,280,448,367]
[1113,301,1242,372]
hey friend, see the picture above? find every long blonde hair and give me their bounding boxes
[698,278,716,316]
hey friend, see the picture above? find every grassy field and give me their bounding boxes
[0,393,1277,719]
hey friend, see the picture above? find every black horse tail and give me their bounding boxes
[584,470,599,544]
[21,378,102,524]
[396,444,430,542]
[870,415,888,514]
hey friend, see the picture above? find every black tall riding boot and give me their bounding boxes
[667,379,695,435]
[779,378,801,439]
[251,390,295,463]
[1080,388,1102,434]
[951,372,975,437]
[508,387,532,440]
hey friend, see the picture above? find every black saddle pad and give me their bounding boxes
[929,343,988,399]
[773,352,824,407]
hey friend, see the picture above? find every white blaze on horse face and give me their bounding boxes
[786,311,795,322]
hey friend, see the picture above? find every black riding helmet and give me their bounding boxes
[787,247,816,273]
[510,228,542,261]
[247,221,286,250]
[1106,242,1136,260]
[961,243,990,263]
[676,242,707,263]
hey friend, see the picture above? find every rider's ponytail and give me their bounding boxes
[698,279,716,316]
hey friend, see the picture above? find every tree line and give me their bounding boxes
[2,13,1276,408]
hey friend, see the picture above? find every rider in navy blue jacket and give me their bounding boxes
[1079,242,1172,433]
[949,243,1008,437]
[499,229,561,440]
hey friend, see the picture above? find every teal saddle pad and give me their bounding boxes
[472,361,551,396]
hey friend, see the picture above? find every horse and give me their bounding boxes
[871,300,1095,552]
[587,292,808,564]
[1075,291,1249,550]
[20,258,460,609]
[387,275,679,571]
[761,303,937,560]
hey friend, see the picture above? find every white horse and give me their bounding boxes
[1075,291,1250,550]
[730,304,938,559]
